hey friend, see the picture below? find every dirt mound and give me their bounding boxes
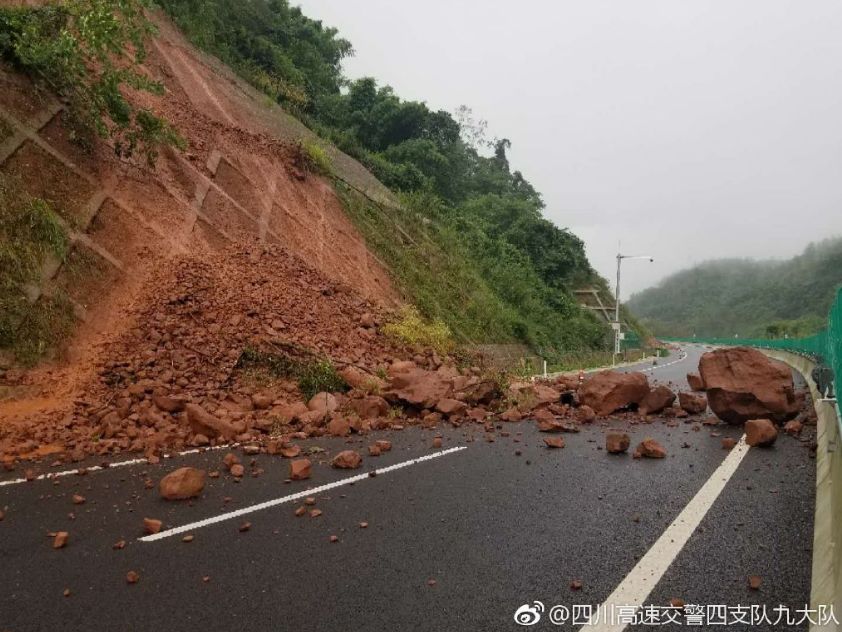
[0,12,402,444]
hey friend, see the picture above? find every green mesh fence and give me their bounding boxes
[664,287,841,396]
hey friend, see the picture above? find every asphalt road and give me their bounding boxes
[0,345,817,631]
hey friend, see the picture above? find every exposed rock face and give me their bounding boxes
[678,392,707,415]
[579,371,649,416]
[639,385,676,415]
[686,373,705,392]
[698,347,802,425]
[159,467,206,500]
[745,419,778,447]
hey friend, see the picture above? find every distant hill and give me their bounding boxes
[627,237,842,338]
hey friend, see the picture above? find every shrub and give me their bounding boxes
[299,140,333,176]
[0,0,183,165]
[383,306,453,355]
[235,346,347,400]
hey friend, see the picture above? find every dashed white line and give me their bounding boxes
[139,446,468,542]
[0,443,239,488]
[580,435,751,631]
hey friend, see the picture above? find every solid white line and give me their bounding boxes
[581,435,751,631]
[0,443,239,488]
[139,446,468,542]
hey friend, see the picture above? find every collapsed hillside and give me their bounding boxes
[0,1,624,461]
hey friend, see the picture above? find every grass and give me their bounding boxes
[0,173,73,364]
[235,346,347,400]
[300,140,333,176]
[382,306,453,355]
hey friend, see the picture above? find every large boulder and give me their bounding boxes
[385,367,453,409]
[699,347,803,425]
[639,385,676,415]
[745,419,778,447]
[579,371,650,416]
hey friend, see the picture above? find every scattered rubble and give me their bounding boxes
[678,392,707,415]
[606,432,631,454]
[332,450,362,469]
[634,438,666,459]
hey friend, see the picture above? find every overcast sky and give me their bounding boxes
[296,0,842,299]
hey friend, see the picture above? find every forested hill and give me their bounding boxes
[156,0,625,354]
[627,237,842,338]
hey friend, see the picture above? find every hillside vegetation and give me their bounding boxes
[157,0,622,356]
[627,237,842,338]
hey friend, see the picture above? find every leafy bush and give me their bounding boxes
[0,0,183,165]
[299,140,332,176]
[383,306,454,355]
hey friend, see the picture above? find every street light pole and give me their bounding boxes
[614,253,654,362]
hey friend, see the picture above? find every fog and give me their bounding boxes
[296,0,842,298]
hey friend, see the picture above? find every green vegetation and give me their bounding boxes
[235,346,347,400]
[0,0,183,165]
[158,0,626,357]
[382,306,453,355]
[299,140,332,176]
[0,174,74,364]
[627,237,842,338]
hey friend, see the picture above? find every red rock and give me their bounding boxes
[307,392,338,414]
[385,367,452,408]
[745,419,778,447]
[143,518,162,534]
[368,444,381,456]
[222,453,240,469]
[229,464,245,478]
[721,437,737,449]
[72,494,86,505]
[686,372,705,391]
[639,386,676,415]
[544,437,565,449]
[575,405,596,423]
[294,506,306,517]
[347,395,389,419]
[289,459,312,480]
[670,598,685,608]
[280,445,301,458]
[329,535,339,542]
[185,404,237,440]
[678,392,707,415]
[783,419,803,436]
[435,398,467,417]
[359,522,369,528]
[634,438,666,459]
[326,416,351,437]
[606,432,630,454]
[152,393,187,413]
[699,347,802,425]
[251,393,274,410]
[530,384,562,406]
[113,539,126,550]
[748,575,762,590]
[332,450,362,469]
[579,371,649,416]
[375,440,392,452]
[159,467,206,500]
[53,532,69,549]
[63,588,71,597]
[338,366,385,392]
[126,571,140,584]
[432,437,443,449]
[309,509,322,518]
[239,522,251,532]
[570,579,583,590]
[499,407,523,422]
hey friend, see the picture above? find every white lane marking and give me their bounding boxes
[640,350,688,373]
[0,443,239,488]
[140,446,468,542]
[581,435,751,632]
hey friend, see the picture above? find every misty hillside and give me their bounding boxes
[627,237,842,338]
